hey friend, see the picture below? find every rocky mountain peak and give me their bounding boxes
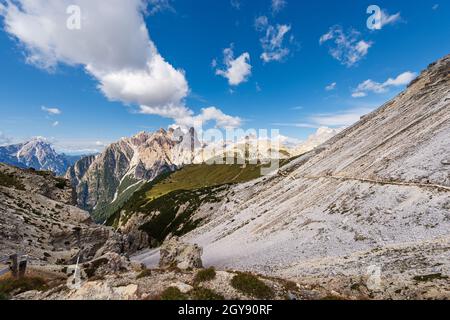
[0,138,76,176]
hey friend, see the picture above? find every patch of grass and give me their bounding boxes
[190,287,224,300]
[142,163,263,201]
[136,269,152,279]
[194,267,216,284]
[413,273,448,282]
[160,287,188,300]
[107,156,300,242]
[0,171,25,190]
[108,162,264,230]
[230,272,275,300]
[0,277,48,298]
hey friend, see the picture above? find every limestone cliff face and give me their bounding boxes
[146,55,450,288]
[66,129,195,213]
[0,163,124,264]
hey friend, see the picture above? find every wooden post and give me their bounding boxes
[10,254,18,278]
[18,259,27,278]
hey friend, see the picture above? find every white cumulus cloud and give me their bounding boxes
[140,105,241,129]
[1,0,239,129]
[352,71,417,98]
[320,25,372,67]
[215,46,252,86]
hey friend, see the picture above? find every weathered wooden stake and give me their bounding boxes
[10,254,18,278]
[18,259,27,278]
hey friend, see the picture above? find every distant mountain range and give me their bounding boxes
[65,127,339,216]
[0,138,84,176]
[0,128,339,216]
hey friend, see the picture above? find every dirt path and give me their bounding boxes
[279,171,450,192]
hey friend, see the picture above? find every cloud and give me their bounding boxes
[230,0,241,10]
[0,1,187,115]
[1,0,240,129]
[274,107,374,128]
[325,82,337,91]
[95,141,107,146]
[271,0,287,14]
[0,132,12,146]
[147,0,175,15]
[52,121,60,127]
[140,105,242,129]
[432,4,439,10]
[273,122,318,129]
[41,106,62,115]
[215,46,252,86]
[255,16,269,31]
[256,16,294,63]
[320,25,372,67]
[52,139,109,154]
[379,10,402,28]
[309,108,373,127]
[352,71,417,98]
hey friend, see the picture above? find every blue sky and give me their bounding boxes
[0,0,449,154]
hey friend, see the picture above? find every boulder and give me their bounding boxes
[170,282,193,294]
[82,253,131,279]
[159,237,203,270]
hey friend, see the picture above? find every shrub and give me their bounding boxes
[136,269,152,279]
[190,287,224,300]
[0,292,9,300]
[194,267,216,284]
[55,180,67,190]
[413,273,448,282]
[160,287,188,300]
[230,273,275,299]
[0,277,48,298]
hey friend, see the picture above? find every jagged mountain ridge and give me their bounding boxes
[0,138,81,176]
[68,126,336,215]
[134,54,450,296]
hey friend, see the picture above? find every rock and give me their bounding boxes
[118,214,151,254]
[159,237,203,270]
[67,281,139,300]
[441,158,450,165]
[94,231,126,258]
[170,282,193,294]
[112,284,140,300]
[82,253,131,279]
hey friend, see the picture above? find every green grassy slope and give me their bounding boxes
[141,163,263,202]
[106,162,268,246]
